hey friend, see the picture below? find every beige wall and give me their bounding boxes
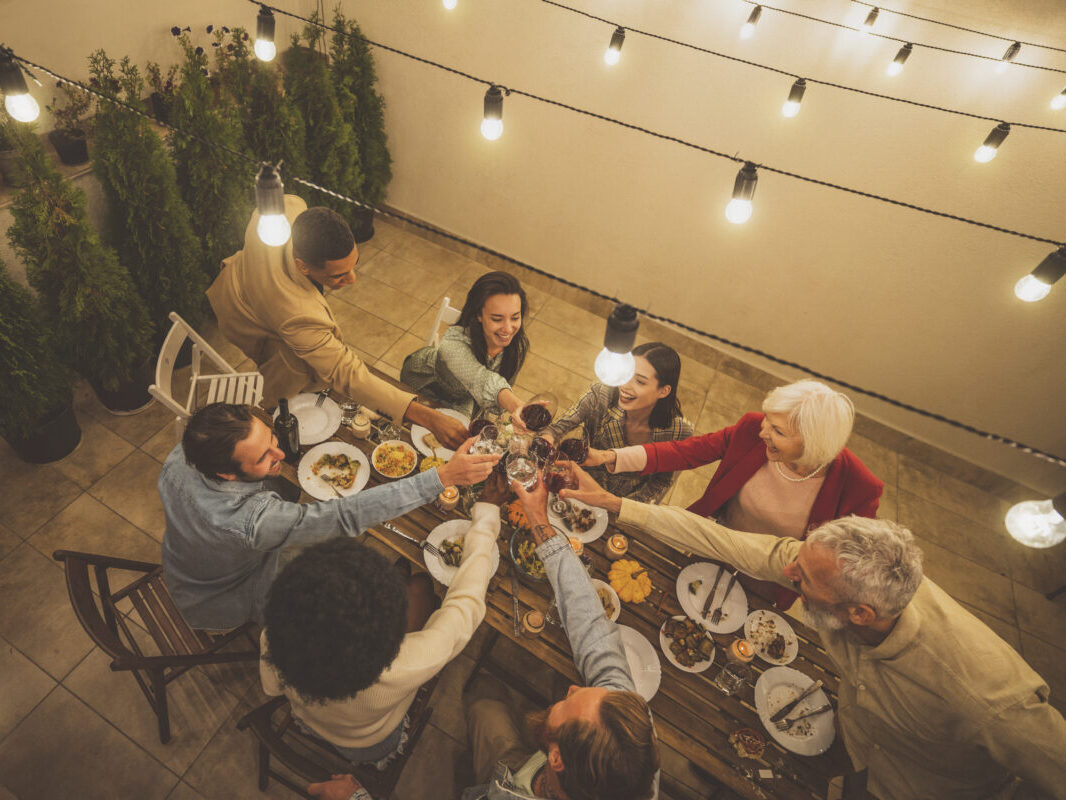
[5,0,1065,494]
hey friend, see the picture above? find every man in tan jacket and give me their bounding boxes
[207,195,468,448]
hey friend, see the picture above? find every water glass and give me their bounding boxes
[505,452,538,490]
[339,401,360,426]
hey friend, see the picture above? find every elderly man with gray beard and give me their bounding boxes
[562,464,1066,800]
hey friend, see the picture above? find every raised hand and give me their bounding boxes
[437,437,500,487]
[428,409,470,450]
[509,470,551,530]
[308,774,369,800]
[559,462,622,514]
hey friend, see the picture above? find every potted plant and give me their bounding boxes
[168,31,254,280]
[145,61,179,124]
[89,50,208,337]
[6,118,156,413]
[45,80,92,165]
[0,109,27,186]
[330,8,392,241]
[283,18,362,230]
[0,260,81,463]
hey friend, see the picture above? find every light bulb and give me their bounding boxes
[4,92,39,122]
[604,27,625,67]
[604,49,620,66]
[257,214,291,247]
[781,100,800,117]
[253,39,276,62]
[995,61,1010,75]
[996,40,1021,73]
[885,62,903,77]
[1005,499,1066,548]
[1051,89,1066,110]
[886,43,912,77]
[861,7,879,33]
[974,145,997,163]
[740,6,762,39]
[595,348,635,386]
[480,118,503,140]
[974,122,1009,163]
[481,85,504,141]
[781,78,806,118]
[443,0,458,8]
[1014,274,1051,302]
[725,198,753,224]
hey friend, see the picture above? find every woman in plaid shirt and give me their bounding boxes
[545,342,693,504]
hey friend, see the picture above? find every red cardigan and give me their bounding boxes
[642,412,884,608]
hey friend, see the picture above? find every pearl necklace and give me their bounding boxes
[774,461,825,483]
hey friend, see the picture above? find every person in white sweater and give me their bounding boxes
[259,476,508,765]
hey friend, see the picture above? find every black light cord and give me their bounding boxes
[10,49,1066,468]
[848,0,1066,55]
[732,0,1066,73]
[535,0,1066,132]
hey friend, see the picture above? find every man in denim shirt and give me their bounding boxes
[460,477,660,800]
[158,403,497,630]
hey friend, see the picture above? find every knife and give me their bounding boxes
[700,565,728,619]
[770,679,824,723]
[510,567,522,637]
[713,569,741,617]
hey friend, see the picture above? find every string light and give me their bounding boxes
[996,41,1021,74]
[604,26,625,66]
[255,163,290,246]
[860,7,879,33]
[1051,88,1066,111]
[443,0,458,8]
[1014,246,1066,302]
[1,50,40,122]
[1004,493,1066,548]
[781,78,806,117]
[594,304,639,385]
[886,43,912,77]
[254,6,277,62]
[481,84,504,140]
[740,6,762,39]
[974,122,1010,162]
[725,162,758,224]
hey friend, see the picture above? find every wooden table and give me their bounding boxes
[270,390,853,800]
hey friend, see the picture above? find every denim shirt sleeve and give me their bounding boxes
[537,535,635,693]
[241,467,444,551]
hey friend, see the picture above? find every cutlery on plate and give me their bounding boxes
[710,569,740,626]
[769,680,823,723]
[774,703,833,731]
[315,388,331,407]
[381,521,443,560]
[700,566,728,619]
[319,476,343,499]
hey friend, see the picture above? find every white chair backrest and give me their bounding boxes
[427,296,462,347]
[149,312,242,420]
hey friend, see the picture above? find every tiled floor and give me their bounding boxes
[1,217,1064,799]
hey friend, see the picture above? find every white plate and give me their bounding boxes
[273,393,341,445]
[411,409,470,459]
[371,440,418,479]
[423,519,501,586]
[590,579,621,622]
[547,498,609,544]
[745,609,799,666]
[676,563,748,634]
[618,625,661,701]
[298,442,371,501]
[754,666,835,756]
[659,616,715,674]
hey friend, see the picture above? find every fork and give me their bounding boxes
[773,703,833,731]
[381,521,443,560]
[314,388,331,407]
[710,569,740,626]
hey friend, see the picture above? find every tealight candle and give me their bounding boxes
[438,486,460,512]
[522,610,545,638]
[605,533,629,560]
[349,412,371,439]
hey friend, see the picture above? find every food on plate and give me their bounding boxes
[562,504,596,534]
[506,499,531,531]
[374,442,416,477]
[728,728,765,759]
[663,617,714,667]
[596,586,617,619]
[609,559,652,604]
[515,538,545,579]
[749,611,793,661]
[311,452,360,489]
[423,433,442,450]
[688,579,703,595]
[439,537,464,568]
[420,456,445,473]
[766,632,787,661]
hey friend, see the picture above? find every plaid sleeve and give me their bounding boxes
[546,384,608,440]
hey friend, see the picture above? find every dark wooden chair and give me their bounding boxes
[236,676,439,799]
[52,549,258,744]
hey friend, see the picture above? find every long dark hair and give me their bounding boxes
[457,271,529,383]
[627,342,683,429]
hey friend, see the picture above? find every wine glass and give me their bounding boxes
[472,424,503,456]
[505,451,539,490]
[519,392,558,433]
[556,430,589,464]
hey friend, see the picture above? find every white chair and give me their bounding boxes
[426,296,461,347]
[149,312,265,422]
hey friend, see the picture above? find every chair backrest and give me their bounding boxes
[149,311,242,421]
[426,296,462,347]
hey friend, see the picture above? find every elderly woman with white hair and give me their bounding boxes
[586,379,883,608]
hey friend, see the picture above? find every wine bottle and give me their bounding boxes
[275,398,301,462]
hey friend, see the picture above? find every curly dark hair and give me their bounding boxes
[456,270,529,383]
[291,206,356,269]
[263,538,408,702]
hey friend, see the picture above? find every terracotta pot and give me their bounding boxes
[47,128,89,166]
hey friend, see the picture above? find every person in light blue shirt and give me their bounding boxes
[158,403,497,630]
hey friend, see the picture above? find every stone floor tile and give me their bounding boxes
[957,600,1021,652]
[76,381,178,448]
[0,544,94,680]
[0,686,179,800]
[143,419,184,464]
[330,300,407,361]
[167,782,206,800]
[388,229,481,276]
[439,261,491,302]
[194,318,250,368]
[915,536,1016,625]
[675,383,707,427]
[676,353,719,396]
[694,402,738,437]
[374,359,402,382]
[846,434,898,489]
[1007,538,1066,596]
[366,218,403,251]
[88,450,168,542]
[394,722,472,800]
[1013,581,1066,648]
[535,296,609,348]
[876,483,898,522]
[64,640,240,775]
[361,250,458,305]
[0,637,56,740]
[897,489,1012,579]
[898,455,1011,533]
[332,274,431,331]
[380,332,426,372]
[407,302,445,343]
[0,442,82,538]
[0,524,20,561]
[1019,632,1066,705]
[428,653,477,746]
[51,418,136,489]
[522,320,599,382]
[703,371,764,418]
[354,243,383,271]
[514,351,593,412]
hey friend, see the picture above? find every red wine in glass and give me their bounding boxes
[469,418,491,437]
[544,469,569,494]
[528,436,556,465]
[558,437,589,464]
[520,404,552,432]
